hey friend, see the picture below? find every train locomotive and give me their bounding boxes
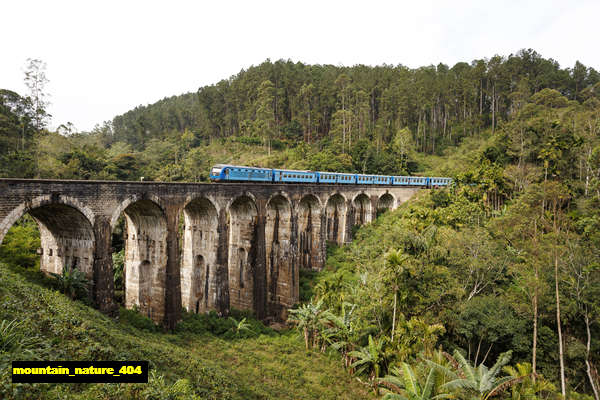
[209,164,452,188]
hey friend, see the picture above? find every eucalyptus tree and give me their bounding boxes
[254,80,276,154]
[23,58,50,130]
[564,239,600,400]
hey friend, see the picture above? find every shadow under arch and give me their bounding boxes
[109,193,165,231]
[0,195,96,247]
[377,192,395,216]
[0,196,96,283]
[227,195,258,312]
[118,198,167,323]
[265,194,294,317]
[181,196,218,313]
[297,194,323,271]
[325,193,347,246]
[352,193,372,226]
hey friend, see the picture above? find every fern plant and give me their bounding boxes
[50,264,88,299]
[428,349,514,400]
[381,363,454,400]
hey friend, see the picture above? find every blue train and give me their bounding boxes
[209,164,452,188]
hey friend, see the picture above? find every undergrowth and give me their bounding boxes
[0,262,371,399]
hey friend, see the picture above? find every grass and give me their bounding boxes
[0,262,372,399]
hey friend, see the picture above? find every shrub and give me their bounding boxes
[119,307,159,332]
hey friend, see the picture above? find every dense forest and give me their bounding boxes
[1,49,600,399]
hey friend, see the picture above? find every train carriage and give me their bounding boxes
[209,164,452,188]
[429,177,452,187]
[317,172,356,184]
[209,164,273,182]
[391,176,428,186]
[355,174,374,185]
[355,174,391,185]
[392,176,411,186]
[274,169,318,183]
[409,177,427,186]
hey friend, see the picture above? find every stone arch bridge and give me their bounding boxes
[0,179,419,328]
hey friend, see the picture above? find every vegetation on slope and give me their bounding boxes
[0,261,372,399]
[287,133,600,398]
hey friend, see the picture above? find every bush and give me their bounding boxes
[236,136,262,146]
[50,264,89,300]
[0,214,40,268]
[119,307,159,332]
[175,309,275,338]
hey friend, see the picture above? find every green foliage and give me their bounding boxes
[381,363,453,400]
[349,335,390,385]
[2,51,600,399]
[50,264,89,300]
[0,319,40,359]
[502,362,556,400]
[454,296,528,363]
[175,309,273,339]
[0,262,371,399]
[119,307,159,332]
[112,248,124,296]
[287,299,334,350]
[431,349,514,400]
[0,214,40,268]
[299,268,318,302]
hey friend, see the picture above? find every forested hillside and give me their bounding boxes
[1,49,600,399]
[2,49,599,184]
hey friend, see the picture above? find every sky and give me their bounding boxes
[2,0,599,132]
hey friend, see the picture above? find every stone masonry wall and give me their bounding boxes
[0,179,420,326]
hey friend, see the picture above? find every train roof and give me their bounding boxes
[274,168,314,173]
[317,171,351,175]
[355,173,392,177]
[212,164,271,170]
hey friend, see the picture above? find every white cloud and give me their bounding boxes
[1,0,598,131]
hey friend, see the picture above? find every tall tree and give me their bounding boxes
[254,80,276,155]
[23,58,50,130]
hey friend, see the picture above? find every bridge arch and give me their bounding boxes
[377,192,396,215]
[266,194,294,313]
[325,193,347,246]
[352,193,372,226]
[0,195,95,246]
[224,191,258,216]
[118,199,167,323]
[181,197,218,313]
[0,195,96,280]
[110,193,165,230]
[297,194,323,270]
[227,195,258,311]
